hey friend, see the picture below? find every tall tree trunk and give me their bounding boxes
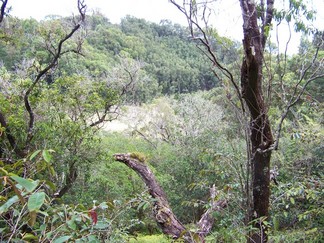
[239,0,274,242]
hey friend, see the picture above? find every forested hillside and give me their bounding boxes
[0,2,323,242]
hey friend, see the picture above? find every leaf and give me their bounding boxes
[28,211,37,227]
[193,233,200,242]
[45,180,57,191]
[87,235,100,243]
[10,175,38,193]
[0,167,8,175]
[137,201,146,211]
[38,210,49,217]
[0,195,19,214]
[48,166,56,176]
[142,202,150,210]
[30,150,41,160]
[88,209,98,225]
[22,233,38,240]
[290,197,295,205]
[273,216,280,231]
[42,150,52,163]
[67,217,77,230]
[98,202,108,209]
[28,192,46,211]
[53,235,72,243]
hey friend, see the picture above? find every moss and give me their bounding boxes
[128,234,170,243]
[130,152,147,163]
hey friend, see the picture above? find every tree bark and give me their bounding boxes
[54,162,78,198]
[114,153,187,240]
[0,0,8,24]
[114,153,226,242]
[239,0,274,242]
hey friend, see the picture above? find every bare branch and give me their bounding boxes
[260,43,323,154]
[23,1,87,152]
[170,0,245,113]
[275,20,292,103]
[261,0,274,48]
[89,105,119,127]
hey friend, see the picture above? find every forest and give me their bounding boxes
[0,0,323,242]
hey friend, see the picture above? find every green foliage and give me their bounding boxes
[206,228,245,242]
[273,0,317,34]
[0,13,224,97]
[0,156,151,242]
[129,234,170,243]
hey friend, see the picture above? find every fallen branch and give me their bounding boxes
[114,153,227,242]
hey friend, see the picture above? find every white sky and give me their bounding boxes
[7,0,324,54]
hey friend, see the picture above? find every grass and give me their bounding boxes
[128,234,170,243]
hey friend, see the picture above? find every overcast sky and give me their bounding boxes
[6,0,254,39]
[7,0,324,54]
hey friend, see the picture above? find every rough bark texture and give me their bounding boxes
[0,0,8,24]
[114,153,187,240]
[114,153,226,242]
[239,0,274,242]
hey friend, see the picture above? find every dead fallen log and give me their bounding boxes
[114,153,227,242]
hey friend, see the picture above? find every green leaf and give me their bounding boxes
[87,235,100,243]
[290,197,295,205]
[45,180,57,191]
[67,217,77,230]
[30,150,41,160]
[38,210,49,217]
[10,175,38,193]
[28,192,46,211]
[0,167,8,175]
[193,233,200,242]
[99,202,108,209]
[42,150,52,163]
[273,216,280,231]
[22,233,38,240]
[0,195,19,214]
[53,235,72,243]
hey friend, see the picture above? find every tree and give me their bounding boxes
[0,0,86,158]
[167,1,323,242]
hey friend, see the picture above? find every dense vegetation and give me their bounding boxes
[0,4,323,243]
